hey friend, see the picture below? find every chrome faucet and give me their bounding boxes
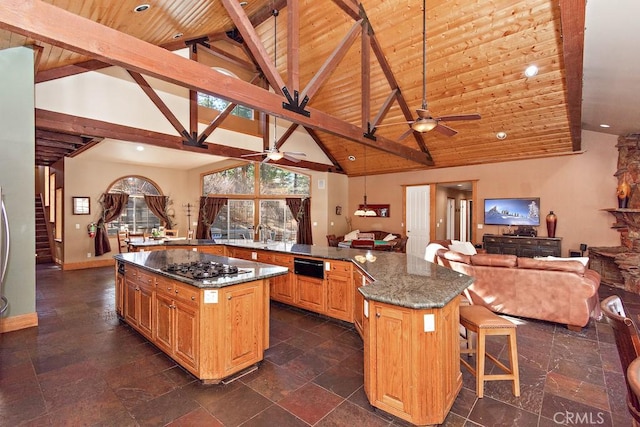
[256,223,270,243]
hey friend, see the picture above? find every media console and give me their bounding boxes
[483,234,562,257]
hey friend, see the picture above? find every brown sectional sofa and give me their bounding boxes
[326,230,407,252]
[435,249,602,330]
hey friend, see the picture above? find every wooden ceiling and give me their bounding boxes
[0,0,584,175]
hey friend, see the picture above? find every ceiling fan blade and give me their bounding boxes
[241,152,266,157]
[261,156,271,163]
[434,123,458,136]
[374,121,414,128]
[283,154,302,163]
[398,128,413,141]
[435,113,481,122]
[283,151,306,157]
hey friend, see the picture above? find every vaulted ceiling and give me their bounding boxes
[0,0,585,176]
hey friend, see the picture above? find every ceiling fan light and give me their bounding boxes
[412,118,438,132]
[267,151,284,161]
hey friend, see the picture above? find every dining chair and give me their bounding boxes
[187,230,194,239]
[117,231,129,253]
[601,295,640,425]
[394,236,408,253]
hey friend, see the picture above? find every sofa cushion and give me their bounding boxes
[357,232,375,240]
[517,257,586,274]
[344,229,359,241]
[471,253,517,267]
[441,250,472,265]
[383,233,397,241]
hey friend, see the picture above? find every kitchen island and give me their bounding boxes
[114,249,288,384]
[118,240,473,424]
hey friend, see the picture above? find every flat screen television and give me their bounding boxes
[484,197,541,226]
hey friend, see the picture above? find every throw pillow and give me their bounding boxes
[448,241,477,256]
[344,229,359,241]
[383,233,397,241]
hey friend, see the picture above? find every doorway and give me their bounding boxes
[405,185,431,257]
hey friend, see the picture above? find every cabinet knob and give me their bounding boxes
[191,296,196,301]
[175,290,179,294]
[167,287,171,291]
[227,295,232,300]
[376,312,381,318]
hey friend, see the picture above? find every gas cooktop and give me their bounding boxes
[162,261,245,280]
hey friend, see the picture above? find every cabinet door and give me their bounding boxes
[222,284,262,375]
[174,300,199,371]
[124,277,138,326]
[138,282,155,339]
[115,273,125,316]
[155,292,174,354]
[326,272,353,322]
[271,272,295,304]
[518,246,538,258]
[199,246,226,256]
[370,303,412,415]
[353,270,367,337]
[296,276,325,312]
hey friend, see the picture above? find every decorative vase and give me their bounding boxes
[546,211,557,238]
[617,181,630,208]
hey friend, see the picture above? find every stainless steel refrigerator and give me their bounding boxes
[0,186,9,314]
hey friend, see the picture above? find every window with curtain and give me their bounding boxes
[107,176,163,235]
[203,163,310,243]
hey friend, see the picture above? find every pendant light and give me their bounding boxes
[354,147,377,217]
[267,10,284,161]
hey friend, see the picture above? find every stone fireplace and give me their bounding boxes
[590,133,640,293]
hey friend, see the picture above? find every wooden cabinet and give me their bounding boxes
[117,265,269,383]
[352,268,370,337]
[483,234,561,257]
[155,277,199,373]
[220,283,263,377]
[124,266,155,340]
[115,264,125,317]
[364,296,461,425]
[296,275,325,312]
[198,245,226,256]
[325,260,353,322]
[229,247,256,261]
[270,254,295,304]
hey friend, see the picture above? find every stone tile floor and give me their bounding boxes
[0,264,635,426]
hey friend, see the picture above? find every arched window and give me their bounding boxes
[203,163,310,243]
[107,176,163,234]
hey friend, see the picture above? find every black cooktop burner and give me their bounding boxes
[163,261,240,279]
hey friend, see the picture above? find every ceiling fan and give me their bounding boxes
[241,146,306,163]
[385,0,480,138]
[241,9,307,164]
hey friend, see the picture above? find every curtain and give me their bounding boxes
[144,195,172,228]
[286,197,312,245]
[196,197,227,239]
[95,193,129,256]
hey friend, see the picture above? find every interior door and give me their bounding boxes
[459,200,468,242]
[446,198,455,240]
[405,185,430,257]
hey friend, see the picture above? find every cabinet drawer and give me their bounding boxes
[328,261,351,275]
[137,271,155,286]
[156,277,175,296]
[273,254,293,267]
[538,240,559,247]
[173,282,200,305]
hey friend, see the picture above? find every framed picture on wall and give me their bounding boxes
[72,197,90,215]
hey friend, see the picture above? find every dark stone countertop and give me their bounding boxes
[122,240,474,309]
[114,249,288,289]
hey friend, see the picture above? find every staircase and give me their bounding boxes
[35,196,53,264]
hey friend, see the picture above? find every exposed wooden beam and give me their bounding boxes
[35,109,341,173]
[303,127,344,172]
[274,123,299,151]
[196,41,257,72]
[559,0,585,151]
[221,0,287,95]
[1,0,432,166]
[287,0,300,91]
[300,19,363,102]
[361,22,370,130]
[127,71,189,139]
[36,129,85,144]
[331,0,361,20]
[35,58,111,83]
[370,89,398,129]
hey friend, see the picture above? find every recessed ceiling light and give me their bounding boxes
[599,124,611,128]
[496,131,507,140]
[524,65,538,78]
[134,4,150,13]
[136,146,145,151]
[348,155,356,161]
[172,33,183,39]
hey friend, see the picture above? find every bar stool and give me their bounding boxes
[459,305,520,398]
